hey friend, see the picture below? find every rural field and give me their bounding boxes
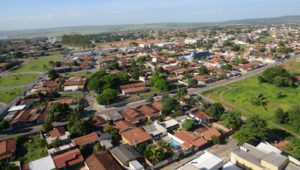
[13,56,62,73]
[0,74,38,87]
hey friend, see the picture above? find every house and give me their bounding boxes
[90,115,107,129]
[121,108,148,125]
[121,127,152,146]
[231,143,289,170]
[85,150,123,170]
[174,130,208,151]
[46,127,71,145]
[194,75,215,85]
[143,122,167,140]
[105,111,123,124]
[0,139,16,161]
[63,76,87,91]
[178,151,223,170]
[135,104,161,120]
[28,155,56,170]
[98,132,113,150]
[53,149,84,170]
[110,144,143,168]
[72,132,99,147]
[10,107,47,127]
[189,111,214,124]
[120,82,149,96]
[113,120,135,133]
[202,128,222,141]
[161,119,180,132]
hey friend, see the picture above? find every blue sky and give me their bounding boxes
[0,0,300,31]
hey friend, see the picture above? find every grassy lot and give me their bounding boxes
[13,56,61,73]
[127,88,161,101]
[0,74,38,87]
[60,92,85,99]
[0,88,24,104]
[17,136,48,163]
[66,70,93,78]
[203,75,300,125]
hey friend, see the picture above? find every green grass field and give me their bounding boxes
[0,88,24,104]
[66,70,93,78]
[13,56,62,73]
[203,76,300,121]
[0,74,38,87]
[60,92,85,99]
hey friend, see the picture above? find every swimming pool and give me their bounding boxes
[168,140,180,149]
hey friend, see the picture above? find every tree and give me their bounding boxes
[211,135,221,144]
[51,138,61,148]
[145,96,154,104]
[250,93,267,106]
[198,66,209,75]
[48,69,59,80]
[49,103,70,120]
[181,119,194,131]
[97,88,118,105]
[188,79,198,88]
[258,66,294,87]
[162,95,180,115]
[144,140,173,165]
[103,123,112,133]
[206,103,225,119]
[221,111,242,129]
[221,64,232,71]
[43,118,52,132]
[0,120,9,133]
[275,108,288,124]
[93,143,104,153]
[154,79,169,91]
[68,110,87,137]
[288,105,300,132]
[234,115,267,145]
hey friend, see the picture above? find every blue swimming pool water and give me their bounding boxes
[168,140,180,148]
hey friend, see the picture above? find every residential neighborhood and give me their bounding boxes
[1,1,300,169]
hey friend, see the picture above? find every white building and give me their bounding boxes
[29,155,56,170]
[178,151,224,170]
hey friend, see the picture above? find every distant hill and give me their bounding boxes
[0,15,300,39]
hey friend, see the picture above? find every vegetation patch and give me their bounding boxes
[0,88,24,104]
[13,56,61,73]
[0,74,38,87]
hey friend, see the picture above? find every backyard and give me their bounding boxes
[0,74,38,87]
[13,56,62,73]
[17,136,48,163]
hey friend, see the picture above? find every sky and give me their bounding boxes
[0,0,300,31]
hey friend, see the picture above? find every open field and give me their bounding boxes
[66,70,93,78]
[0,88,24,104]
[0,74,38,87]
[60,92,85,99]
[13,56,61,73]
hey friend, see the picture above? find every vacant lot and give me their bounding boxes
[0,88,24,104]
[61,92,85,99]
[0,74,38,87]
[13,56,61,73]
[17,136,48,163]
[204,76,300,121]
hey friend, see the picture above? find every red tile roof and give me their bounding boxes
[0,139,16,161]
[53,149,84,169]
[121,108,147,124]
[72,132,99,146]
[85,151,123,170]
[193,111,213,120]
[113,120,135,132]
[202,128,221,141]
[122,127,152,145]
[49,127,66,138]
[174,131,208,149]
